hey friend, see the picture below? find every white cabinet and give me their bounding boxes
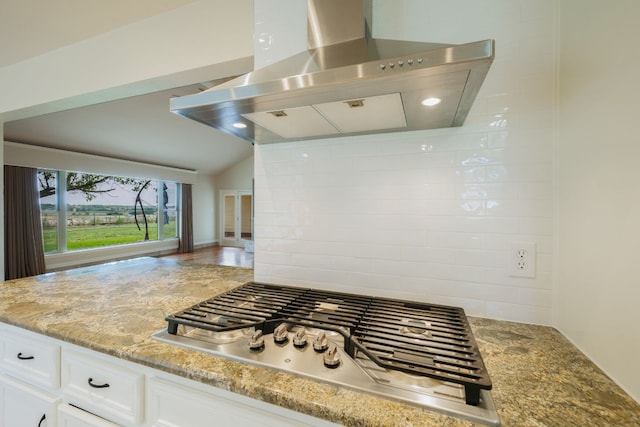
[148,377,296,427]
[0,323,338,427]
[147,376,339,427]
[0,326,60,389]
[0,374,59,427]
[61,349,144,426]
[58,403,120,427]
[0,325,61,427]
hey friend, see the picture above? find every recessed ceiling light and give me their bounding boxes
[232,122,247,129]
[421,97,441,106]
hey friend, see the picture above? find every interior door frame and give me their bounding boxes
[220,190,253,247]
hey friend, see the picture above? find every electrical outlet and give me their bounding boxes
[510,242,536,278]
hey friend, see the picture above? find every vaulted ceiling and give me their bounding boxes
[1,0,254,176]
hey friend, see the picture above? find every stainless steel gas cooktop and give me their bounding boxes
[153,282,500,426]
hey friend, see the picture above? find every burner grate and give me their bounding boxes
[350,298,492,404]
[278,289,370,333]
[166,282,304,334]
[165,282,492,405]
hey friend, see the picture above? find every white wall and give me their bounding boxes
[4,141,198,184]
[557,0,640,402]
[253,0,306,69]
[0,0,254,122]
[254,0,556,324]
[215,155,254,191]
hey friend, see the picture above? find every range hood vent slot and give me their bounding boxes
[170,0,494,144]
[345,100,365,108]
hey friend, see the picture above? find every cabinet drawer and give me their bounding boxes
[0,326,60,389]
[61,349,143,426]
[147,376,333,427]
[58,403,121,427]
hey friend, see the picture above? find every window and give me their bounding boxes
[159,182,178,240]
[37,170,179,253]
[38,169,59,252]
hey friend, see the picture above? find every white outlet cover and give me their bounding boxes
[510,242,536,278]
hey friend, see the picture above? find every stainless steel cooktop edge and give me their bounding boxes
[152,329,500,426]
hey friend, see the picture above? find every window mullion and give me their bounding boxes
[58,171,67,252]
[157,180,164,240]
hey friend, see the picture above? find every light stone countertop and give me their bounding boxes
[0,257,638,426]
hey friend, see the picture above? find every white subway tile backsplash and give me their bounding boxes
[483,268,552,290]
[455,166,487,183]
[517,217,554,236]
[487,162,553,182]
[454,249,506,269]
[486,93,514,115]
[521,0,556,23]
[455,148,506,167]
[536,253,553,274]
[485,199,553,218]
[254,0,555,325]
[484,302,551,325]
[427,231,485,250]
[481,66,520,95]
[254,250,291,267]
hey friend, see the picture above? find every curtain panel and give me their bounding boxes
[4,165,46,280]
[178,183,194,253]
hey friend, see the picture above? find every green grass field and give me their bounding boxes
[43,220,176,252]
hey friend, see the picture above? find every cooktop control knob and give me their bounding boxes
[323,345,341,369]
[248,330,265,351]
[293,329,308,348]
[313,332,329,353]
[273,324,288,344]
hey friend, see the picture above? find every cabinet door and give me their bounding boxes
[148,377,336,427]
[0,375,59,427]
[57,404,120,427]
[61,349,143,426]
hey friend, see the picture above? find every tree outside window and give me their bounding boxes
[37,170,179,253]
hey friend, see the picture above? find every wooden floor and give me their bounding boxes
[159,245,254,268]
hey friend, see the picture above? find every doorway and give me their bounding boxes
[221,190,253,247]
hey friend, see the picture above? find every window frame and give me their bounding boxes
[38,169,180,255]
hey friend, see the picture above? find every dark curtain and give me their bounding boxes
[178,183,194,253]
[4,165,46,280]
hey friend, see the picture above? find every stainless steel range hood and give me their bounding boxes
[170,0,494,144]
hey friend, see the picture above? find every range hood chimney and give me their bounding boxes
[170,0,494,144]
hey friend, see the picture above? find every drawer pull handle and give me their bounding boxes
[88,378,110,388]
[38,413,46,427]
[17,352,35,360]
